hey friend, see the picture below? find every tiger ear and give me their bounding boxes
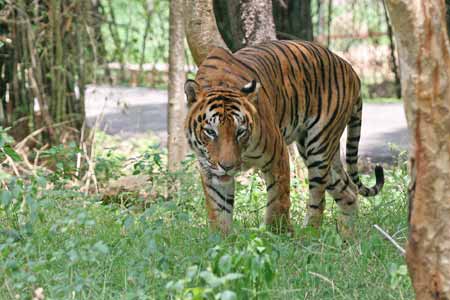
[241,80,261,102]
[184,79,200,107]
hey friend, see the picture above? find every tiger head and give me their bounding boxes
[184,79,261,183]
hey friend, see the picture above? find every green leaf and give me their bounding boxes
[185,287,208,300]
[123,215,135,230]
[93,241,110,254]
[216,290,237,300]
[218,254,232,273]
[0,190,12,207]
[221,273,243,282]
[3,144,22,162]
[200,270,222,288]
[397,265,408,276]
[186,265,198,280]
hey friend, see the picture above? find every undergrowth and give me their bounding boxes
[0,130,413,300]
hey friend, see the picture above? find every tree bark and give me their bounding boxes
[184,0,228,65]
[272,0,313,41]
[385,0,450,299]
[168,0,188,171]
[226,0,277,49]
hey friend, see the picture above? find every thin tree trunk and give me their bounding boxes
[316,0,322,38]
[381,0,401,99]
[168,0,187,171]
[106,0,126,82]
[385,0,450,299]
[139,1,154,80]
[447,0,450,39]
[326,0,333,47]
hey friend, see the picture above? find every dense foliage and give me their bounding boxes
[0,129,412,299]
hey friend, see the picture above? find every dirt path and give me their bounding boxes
[86,85,409,163]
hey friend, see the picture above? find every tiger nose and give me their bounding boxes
[219,162,234,171]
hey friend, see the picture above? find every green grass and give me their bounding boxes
[0,153,413,299]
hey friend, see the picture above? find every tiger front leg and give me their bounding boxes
[200,174,235,235]
[263,144,293,234]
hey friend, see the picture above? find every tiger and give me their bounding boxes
[184,40,384,235]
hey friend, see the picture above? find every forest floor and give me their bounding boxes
[85,85,408,164]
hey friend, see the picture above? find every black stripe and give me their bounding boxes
[245,154,263,160]
[347,136,360,143]
[250,122,263,151]
[205,184,232,213]
[324,49,333,114]
[306,107,339,148]
[307,160,325,168]
[206,184,225,202]
[303,79,311,124]
[327,179,340,190]
[203,64,218,69]
[309,175,327,185]
[226,195,234,206]
[262,139,278,171]
[307,144,328,156]
[266,181,276,191]
[347,144,358,151]
[209,103,221,111]
[346,158,358,164]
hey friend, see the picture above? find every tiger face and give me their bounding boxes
[184,79,260,183]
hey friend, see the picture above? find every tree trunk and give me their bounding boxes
[168,0,188,171]
[184,0,228,66]
[215,0,314,45]
[226,0,277,49]
[384,1,450,299]
[272,0,313,41]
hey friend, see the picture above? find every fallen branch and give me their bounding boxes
[75,122,86,178]
[1,180,9,190]
[15,120,73,151]
[307,271,344,298]
[82,141,98,195]
[2,151,20,177]
[373,224,406,256]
